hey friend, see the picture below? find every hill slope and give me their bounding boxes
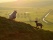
[0,16,53,40]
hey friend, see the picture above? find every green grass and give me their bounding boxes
[0,16,53,40]
[0,7,53,31]
[0,1,53,40]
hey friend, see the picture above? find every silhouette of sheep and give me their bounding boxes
[35,21,43,29]
[9,10,17,20]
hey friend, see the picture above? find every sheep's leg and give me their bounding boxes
[36,26,39,29]
[36,26,37,28]
[40,26,42,29]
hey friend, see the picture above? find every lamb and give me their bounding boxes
[35,21,43,29]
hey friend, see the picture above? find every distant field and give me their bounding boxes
[0,7,53,31]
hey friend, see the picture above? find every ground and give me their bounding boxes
[0,16,53,40]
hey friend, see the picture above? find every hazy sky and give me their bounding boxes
[0,0,53,3]
[0,0,17,3]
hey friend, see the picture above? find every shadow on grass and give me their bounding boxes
[0,16,53,40]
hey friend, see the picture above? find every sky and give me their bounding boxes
[0,0,53,3]
[0,0,17,3]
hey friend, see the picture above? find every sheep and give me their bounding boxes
[35,21,43,29]
[9,10,17,20]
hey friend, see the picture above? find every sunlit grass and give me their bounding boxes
[0,7,53,31]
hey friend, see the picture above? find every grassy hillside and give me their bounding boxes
[0,16,53,40]
[0,7,53,31]
[0,1,53,40]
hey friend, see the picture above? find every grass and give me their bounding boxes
[0,16,53,40]
[0,7,53,31]
[0,1,53,40]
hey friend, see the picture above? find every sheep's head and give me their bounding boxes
[35,21,38,23]
[13,10,17,14]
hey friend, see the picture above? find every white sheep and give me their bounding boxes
[9,10,17,20]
